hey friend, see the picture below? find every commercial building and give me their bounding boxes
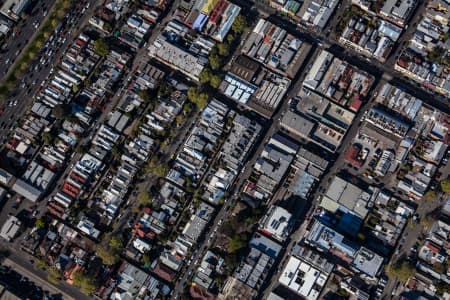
[0,215,21,241]
[303,49,374,110]
[379,0,417,27]
[242,18,312,78]
[0,0,30,21]
[259,205,292,242]
[364,106,411,137]
[112,261,169,300]
[182,202,215,243]
[339,17,402,62]
[299,0,340,30]
[278,255,330,299]
[319,176,372,219]
[351,247,384,279]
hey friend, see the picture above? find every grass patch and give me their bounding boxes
[0,0,73,100]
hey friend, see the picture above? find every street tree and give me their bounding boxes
[228,234,246,253]
[199,68,212,84]
[72,270,99,295]
[187,87,209,109]
[386,261,416,283]
[231,15,247,34]
[217,43,229,57]
[208,53,222,70]
[138,190,153,207]
[210,75,222,89]
[440,178,450,193]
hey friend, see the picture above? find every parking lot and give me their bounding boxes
[345,121,400,181]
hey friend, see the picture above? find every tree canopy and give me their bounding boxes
[73,270,99,295]
[96,235,124,265]
[228,234,246,253]
[94,38,110,56]
[386,261,416,283]
[187,87,209,109]
[441,179,450,193]
[217,43,229,57]
[208,53,222,70]
[210,75,222,89]
[231,15,247,34]
[424,190,437,201]
[199,68,213,84]
[138,190,153,207]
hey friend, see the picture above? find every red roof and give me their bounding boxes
[209,0,228,24]
[425,241,440,253]
[345,145,363,167]
[350,96,362,112]
[152,262,177,282]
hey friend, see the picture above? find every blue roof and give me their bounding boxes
[337,213,362,237]
[193,13,208,31]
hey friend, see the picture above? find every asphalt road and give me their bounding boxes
[2,258,76,300]
[0,0,56,79]
[0,0,98,141]
[0,249,91,300]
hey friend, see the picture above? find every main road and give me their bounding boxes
[0,0,56,79]
[0,0,98,140]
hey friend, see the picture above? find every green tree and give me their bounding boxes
[231,15,247,34]
[226,34,234,44]
[187,87,209,109]
[209,53,222,70]
[157,82,173,98]
[72,270,99,295]
[217,43,229,57]
[228,234,246,253]
[210,75,222,89]
[35,219,45,229]
[96,244,120,265]
[42,132,53,145]
[420,215,435,229]
[109,236,124,251]
[153,163,169,177]
[436,281,450,295]
[138,190,153,206]
[440,179,450,193]
[138,89,151,102]
[386,261,416,283]
[94,38,110,56]
[103,23,113,32]
[199,67,212,84]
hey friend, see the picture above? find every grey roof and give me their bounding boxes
[351,247,384,278]
[281,111,315,138]
[291,244,334,274]
[12,179,41,202]
[297,147,330,170]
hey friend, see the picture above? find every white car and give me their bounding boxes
[13,100,18,106]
